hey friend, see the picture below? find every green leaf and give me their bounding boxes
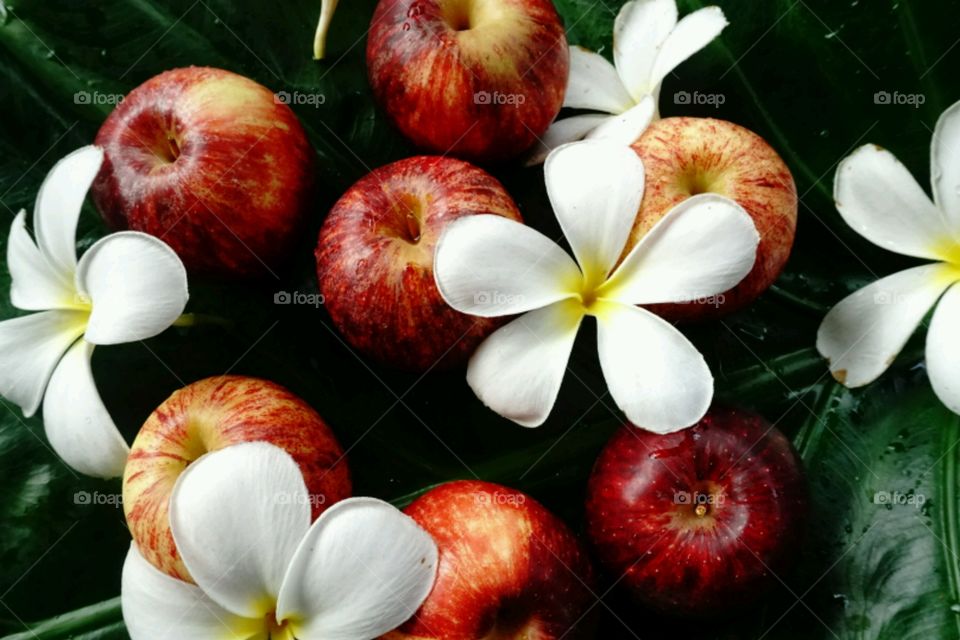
[1,0,959,638]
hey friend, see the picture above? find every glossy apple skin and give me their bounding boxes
[585,407,807,615]
[92,67,315,279]
[367,0,568,162]
[316,156,521,371]
[122,376,351,581]
[383,481,595,639]
[629,117,798,321]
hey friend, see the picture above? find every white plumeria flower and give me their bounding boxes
[122,442,438,640]
[435,140,759,432]
[529,0,727,164]
[818,100,960,413]
[1,146,188,478]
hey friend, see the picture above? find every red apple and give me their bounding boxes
[585,406,807,615]
[123,376,351,581]
[366,0,568,162]
[383,480,595,639]
[316,156,521,371]
[92,67,315,279]
[628,117,798,321]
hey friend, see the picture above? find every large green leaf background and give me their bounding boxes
[1,0,959,637]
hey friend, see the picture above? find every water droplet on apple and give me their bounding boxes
[402,22,411,30]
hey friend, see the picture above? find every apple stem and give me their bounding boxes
[172,312,232,329]
[313,0,340,60]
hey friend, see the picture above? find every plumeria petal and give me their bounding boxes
[544,140,645,284]
[614,0,677,101]
[313,0,339,59]
[564,46,635,113]
[277,498,437,640]
[817,263,959,387]
[434,215,581,317]
[122,545,259,640]
[596,302,711,433]
[7,210,76,311]
[467,300,584,427]
[601,194,758,305]
[584,95,656,145]
[525,114,612,166]
[77,231,188,345]
[835,144,951,261]
[931,99,960,235]
[0,310,87,416]
[34,145,103,276]
[648,6,728,90]
[169,442,312,618]
[927,283,960,413]
[43,340,128,478]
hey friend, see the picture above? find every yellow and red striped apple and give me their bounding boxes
[92,67,315,279]
[366,0,569,163]
[383,480,595,639]
[123,376,351,581]
[316,156,521,371]
[629,117,798,321]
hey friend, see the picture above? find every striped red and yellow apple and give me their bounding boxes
[123,376,351,581]
[367,0,569,162]
[92,67,315,279]
[316,156,522,371]
[629,117,798,321]
[383,480,595,639]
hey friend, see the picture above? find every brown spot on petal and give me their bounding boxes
[832,369,848,385]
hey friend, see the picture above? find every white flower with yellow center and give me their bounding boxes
[1,146,188,478]
[818,100,960,412]
[434,140,759,432]
[530,0,727,163]
[122,442,438,640]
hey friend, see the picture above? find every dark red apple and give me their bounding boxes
[366,0,568,162]
[629,117,798,321]
[383,480,595,639]
[316,156,521,371]
[92,67,315,279]
[585,406,807,615]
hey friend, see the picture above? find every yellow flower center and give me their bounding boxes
[265,612,295,640]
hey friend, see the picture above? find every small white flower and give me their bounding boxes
[1,146,188,478]
[529,0,728,164]
[122,442,438,640]
[434,140,759,433]
[818,100,960,413]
